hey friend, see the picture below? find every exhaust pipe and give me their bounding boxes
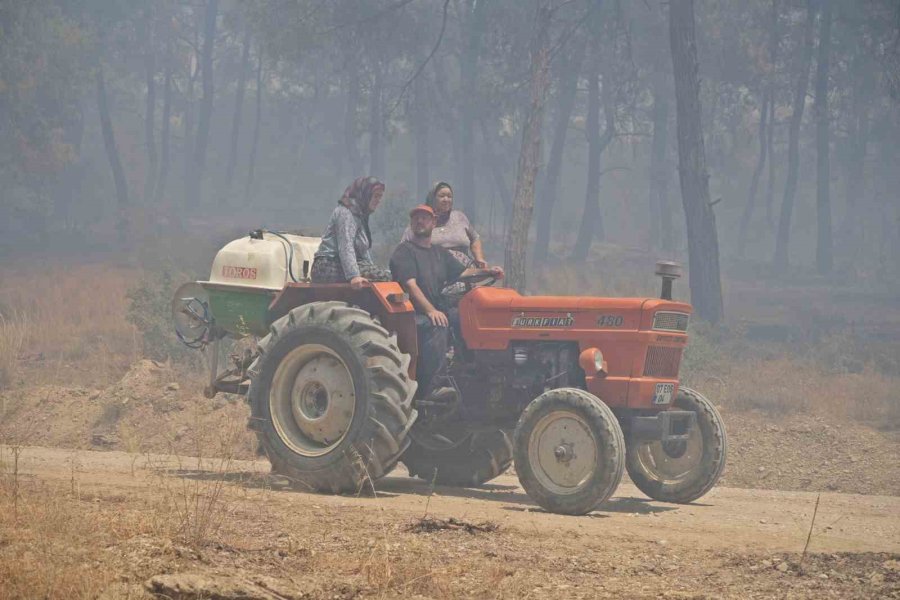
[655,261,682,300]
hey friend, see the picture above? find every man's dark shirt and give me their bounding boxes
[390,240,465,312]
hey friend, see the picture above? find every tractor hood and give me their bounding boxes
[469,287,649,313]
[458,287,692,351]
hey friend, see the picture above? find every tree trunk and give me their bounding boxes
[773,0,815,272]
[571,38,615,262]
[368,63,385,177]
[413,74,430,199]
[736,90,769,253]
[183,21,199,209]
[344,64,363,176]
[505,3,552,293]
[840,56,870,262]
[96,65,129,241]
[878,117,900,278]
[53,105,85,229]
[459,0,488,222]
[764,0,780,228]
[479,118,512,216]
[668,0,724,324]
[143,9,158,204]
[648,73,673,252]
[764,87,777,227]
[814,0,833,275]
[225,25,251,198]
[155,14,173,205]
[189,0,218,207]
[97,66,128,207]
[534,40,585,263]
[245,50,263,204]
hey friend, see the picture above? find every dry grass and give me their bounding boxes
[0,420,248,598]
[0,469,155,599]
[1,443,897,599]
[0,262,140,387]
[0,311,28,388]
[147,416,249,550]
[683,349,900,428]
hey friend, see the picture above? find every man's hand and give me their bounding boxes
[349,276,370,289]
[488,266,504,279]
[427,309,449,327]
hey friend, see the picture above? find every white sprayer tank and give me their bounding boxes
[208,232,321,290]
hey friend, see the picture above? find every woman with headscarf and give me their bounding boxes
[311,176,391,288]
[401,181,487,268]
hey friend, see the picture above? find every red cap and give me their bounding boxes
[409,204,435,217]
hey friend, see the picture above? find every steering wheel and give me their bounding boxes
[442,269,500,302]
[456,270,499,286]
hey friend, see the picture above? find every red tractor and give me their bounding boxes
[173,232,726,515]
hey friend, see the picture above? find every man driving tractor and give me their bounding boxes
[389,204,504,403]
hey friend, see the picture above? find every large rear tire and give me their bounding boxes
[401,428,513,487]
[248,302,416,494]
[514,388,625,515]
[625,387,726,503]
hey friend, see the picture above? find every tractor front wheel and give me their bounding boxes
[248,302,416,494]
[514,388,625,515]
[625,387,727,503]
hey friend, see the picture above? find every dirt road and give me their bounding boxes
[5,445,900,598]
[14,445,900,554]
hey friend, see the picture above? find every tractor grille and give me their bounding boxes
[643,346,683,378]
[653,311,690,332]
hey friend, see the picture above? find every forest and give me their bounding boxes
[2,3,900,598]
[2,0,898,322]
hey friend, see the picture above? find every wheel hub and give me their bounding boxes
[270,345,356,457]
[553,443,574,463]
[662,439,688,459]
[529,411,598,495]
[636,425,703,482]
[298,381,329,419]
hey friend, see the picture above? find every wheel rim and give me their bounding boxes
[528,411,598,496]
[634,419,704,483]
[269,344,356,457]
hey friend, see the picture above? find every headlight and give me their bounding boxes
[578,347,607,377]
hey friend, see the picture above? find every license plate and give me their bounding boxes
[653,383,675,405]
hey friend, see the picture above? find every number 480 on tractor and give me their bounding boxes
[173,231,726,515]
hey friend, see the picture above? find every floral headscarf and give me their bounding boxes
[338,176,384,248]
[339,176,384,214]
[425,181,453,226]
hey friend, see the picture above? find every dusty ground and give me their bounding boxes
[718,409,900,496]
[1,258,898,598]
[2,445,899,599]
[3,360,898,496]
[1,361,899,598]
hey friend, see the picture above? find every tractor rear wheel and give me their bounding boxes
[248,301,416,493]
[401,428,513,487]
[514,388,625,515]
[625,387,726,503]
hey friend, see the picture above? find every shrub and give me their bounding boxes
[0,312,28,389]
[679,321,727,381]
[126,270,195,364]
